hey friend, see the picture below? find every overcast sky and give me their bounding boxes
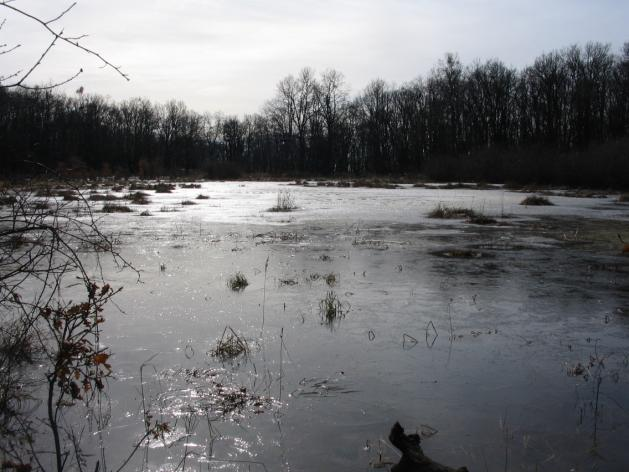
[2,0,628,115]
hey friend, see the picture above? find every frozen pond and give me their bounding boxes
[34,182,629,470]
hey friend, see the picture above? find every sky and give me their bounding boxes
[1,0,628,116]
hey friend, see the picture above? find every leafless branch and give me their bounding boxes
[0,43,20,55]
[0,1,129,89]
[45,2,76,25]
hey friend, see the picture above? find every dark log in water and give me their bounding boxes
[389,422,469,472]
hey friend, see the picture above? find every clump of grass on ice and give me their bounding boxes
[520,195,553,206]
[428,203,477,219]
[159,206,178,213]
[102,203,132,213]
[319,290,348,325]
[89,193,119,202]
[467,213,497,225]
[269,190,297,212]
[428,203,497,224]
[126,191,151,205]
[324,273,337,287]
[210,326,249,361]
[227,271,249,291]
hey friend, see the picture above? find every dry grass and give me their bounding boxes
[154,183,176,193]
[319,290,348,325]
[210,326,249,361]
[88,193,119,201]
[520,195,554,206]
[227,271,248,291]
[159,206,178,212]
[102,203,133,213]
[428,203,476,219]
[126,191,151,205]
[0,195,17,205]
[467,214,497,225]
[269,190,297,212]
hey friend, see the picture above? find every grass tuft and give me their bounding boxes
[0,195,17,205]
[467,214,497,225]
[227,271,249,291]
[319,290,348,325]
[269,190,297,212]
[428,203,477,219]
[520,195,554,206]
[154,182,176,193]
[210,326,249,361]
[159,206,178,212]
[88,193,119,201]
[102,203,132,213]
[324,273,337,287]
[126,191,151,205]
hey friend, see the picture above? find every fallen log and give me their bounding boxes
[389,422,469,472]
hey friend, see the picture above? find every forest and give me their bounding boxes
[2,41,628,187]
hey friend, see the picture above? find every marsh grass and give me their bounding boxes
[428,203,497,224]
[180,183,202,189]
[352,239,390,250]
[279,277,298,286]
[181,200,197,205]
[0,195,17,205]
[88,193,119,201]
[433,248,486,259]
[126,191,151,205]
[324,273,337,287]
[467,214,497,225]
[227,271,249,291]
[428,203,477,219]
[29,202,50,211]
[269,190,297,212]
[319,290,348,325]
[154,183,176,193]
[520,195,553,206]
[159,206,179,212]
[210,326,249,361]
[102,203,133,213]
[61,191,79,201]
[196,194,210,200]
[129,182,176,193]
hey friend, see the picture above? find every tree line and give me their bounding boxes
[1,41,628,187]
